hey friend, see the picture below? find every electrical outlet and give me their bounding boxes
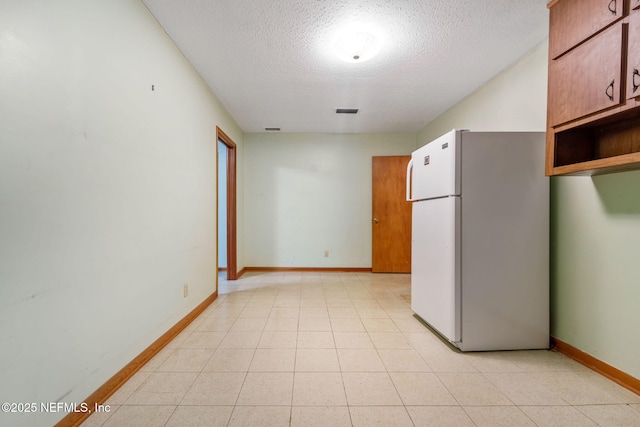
[183,283,189,298]
[324,250,329,257]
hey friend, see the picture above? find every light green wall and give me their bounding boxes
[418,39,640,380]
[243,132,416,268]
[551,173,640,378]
[0,1,243,425]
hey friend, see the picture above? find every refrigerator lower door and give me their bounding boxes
[411,196,460,344]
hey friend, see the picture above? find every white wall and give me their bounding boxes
[0,1,242,425]
[244,133,416,268]
[417,39,640,380]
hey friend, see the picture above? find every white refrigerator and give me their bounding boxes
[406,130,549,351]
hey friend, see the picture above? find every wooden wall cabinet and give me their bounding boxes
[627,12,640,101]
[548,22,624,128]
[546,0,640,175]
[549,0,624,60]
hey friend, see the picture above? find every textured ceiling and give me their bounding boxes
[141,0,549,134]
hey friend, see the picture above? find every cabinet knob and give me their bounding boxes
[608,0,617,15]
[605,80,615,101]
[633,70,640,94]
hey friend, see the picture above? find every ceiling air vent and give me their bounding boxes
[265,127,281,131]
[336,109,358,114]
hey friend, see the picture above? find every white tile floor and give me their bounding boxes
[83,272,640,426]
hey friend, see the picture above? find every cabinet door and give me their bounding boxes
[629,10,640,100]
[549,0,624,59]
[548,22,624,127]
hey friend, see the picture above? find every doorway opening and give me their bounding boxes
[217,127,238,280]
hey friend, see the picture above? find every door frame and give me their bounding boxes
[217,126,238,280]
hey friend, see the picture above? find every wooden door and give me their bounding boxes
[372,156,411,273]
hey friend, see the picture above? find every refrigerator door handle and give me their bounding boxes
[406,158,414,201]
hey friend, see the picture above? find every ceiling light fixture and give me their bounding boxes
[334,23,382,63]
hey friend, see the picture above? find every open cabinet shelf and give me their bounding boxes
[549,107,640,175]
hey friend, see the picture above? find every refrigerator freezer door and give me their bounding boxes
[411,130,460,201]
[411,197,460,343]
